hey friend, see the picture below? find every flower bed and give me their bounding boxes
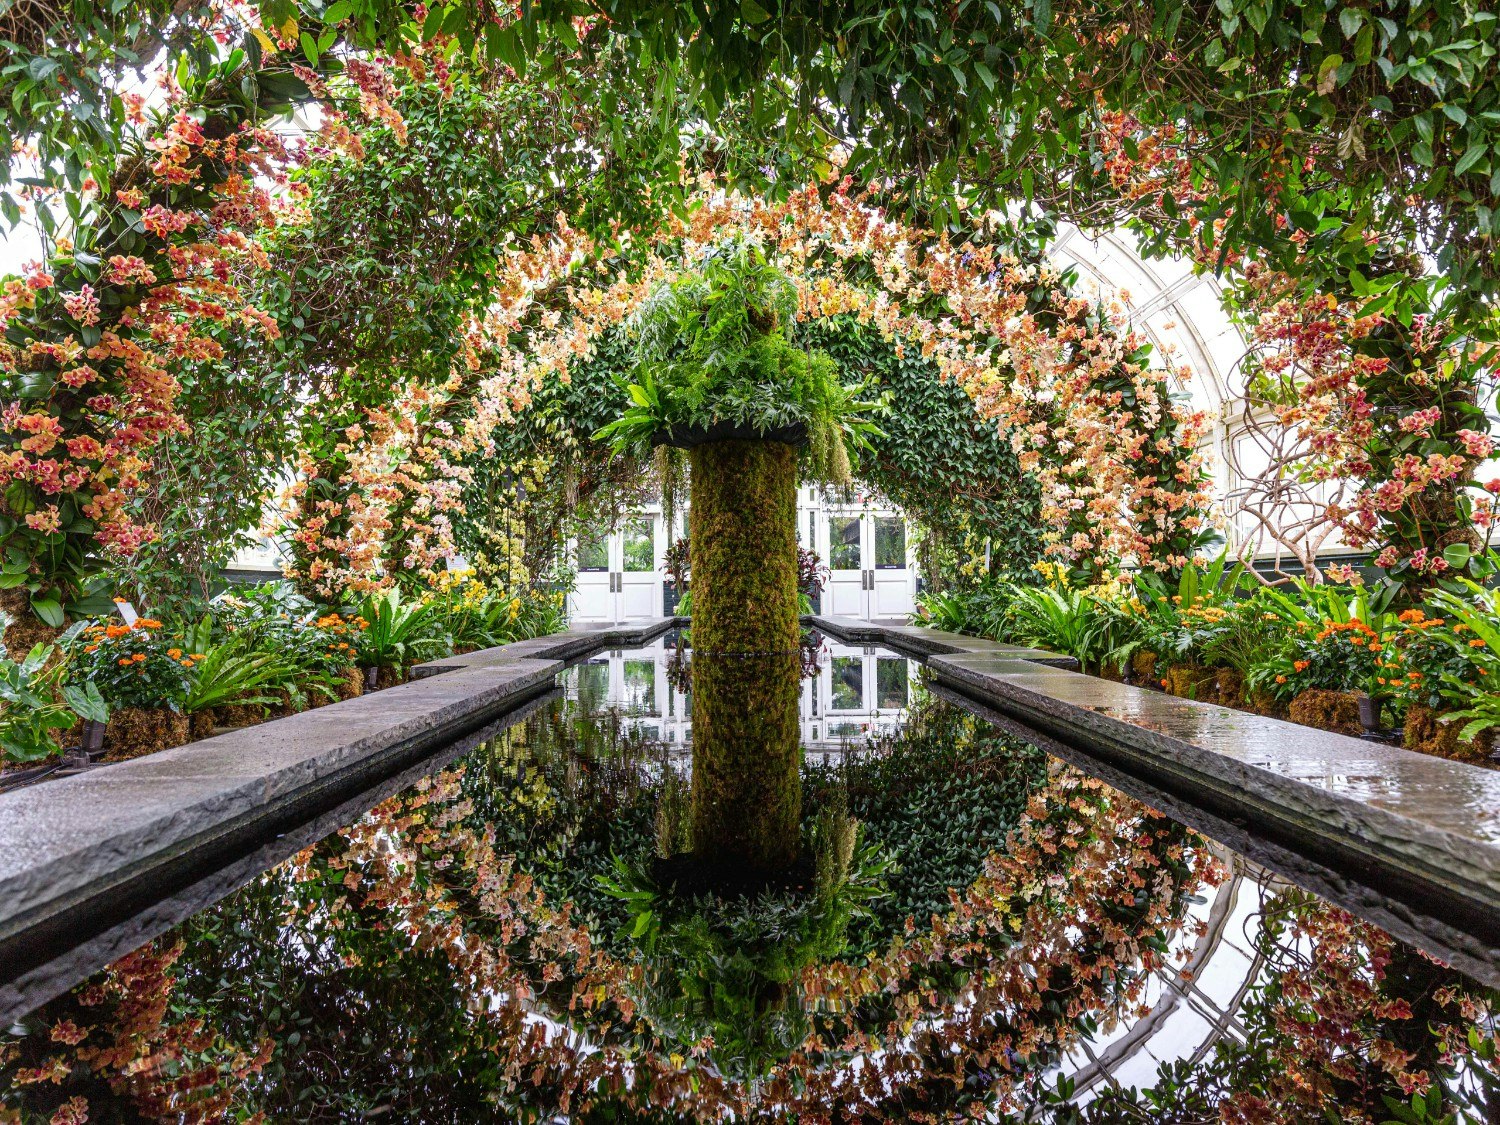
[0,576,567,775]
[918,557,1500,766]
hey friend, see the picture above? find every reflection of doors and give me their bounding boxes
[569,515,661,622]
[821,512,914,620]
[817,646,913,740]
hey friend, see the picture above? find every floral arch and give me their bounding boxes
[287,181,1215,596]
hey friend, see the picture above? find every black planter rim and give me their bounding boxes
[650,420,807,449]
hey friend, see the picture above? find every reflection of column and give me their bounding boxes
[690,650,802,872]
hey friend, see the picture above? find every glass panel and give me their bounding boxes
[829,516,862,570]
[622,659,657,713]
[576,527,608,571]
[874,517,905,569]
[621,518,654,572]
[876,658,909,709]
[830,655,864,710]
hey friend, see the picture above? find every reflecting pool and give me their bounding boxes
[3,635,1496,1122]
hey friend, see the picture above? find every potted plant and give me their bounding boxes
[64,618,193,760]
[0,638,108,768]
[1391,589,1500,762]
[181,632,300,737]
[1249,618,1384,736]
[352,588,447,690]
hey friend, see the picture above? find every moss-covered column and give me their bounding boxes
[687,439,800,656]
[686,438,802,872]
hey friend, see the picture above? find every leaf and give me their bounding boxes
[1454,143,1487,176]
[324,0,354,22]
[1317,54,1343,94]
[29,595,63,627]
[1442,542,1472,571]
[1338,7,1363,37]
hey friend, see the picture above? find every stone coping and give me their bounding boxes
[0,619,678,1023]
[811,614,1500,985]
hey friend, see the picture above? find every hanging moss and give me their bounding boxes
[687,439,799,657]
[689,650,803,872]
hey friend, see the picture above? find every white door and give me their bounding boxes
[824,512,867,617]
[568,515,663,622]
[570,525,614,622]
[820,511,915,620]
[617,516,660,619]
[869,515,915,618]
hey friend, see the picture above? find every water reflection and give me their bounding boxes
[2,648,1496,1123]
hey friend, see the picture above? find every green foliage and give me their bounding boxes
[595,239,883,486]
[807,699,1049,956]
[62,617,193,712]
[1250,617,1385,701]
[352,588,447,670]
[1423,581,1500,740]
[802,316,1044,582]
[181,632,304,715]
[0,637,106,764]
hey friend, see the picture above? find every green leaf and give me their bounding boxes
[1442,542,1472,571]
[1338,7,1363,38]
[29,596,63,627]
[1454,143,1487,176]
[1316,54,1344,94]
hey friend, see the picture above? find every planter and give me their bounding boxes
[1164,663,1217,701]
[1130,650,1159,685]
[1403,702,1496,764]
[76,718,107,758]
[654,420,806,449]
[103,707,190,762]
[1287,688,1363,737]
[1214,667,1247,710]
[188,709,218,741]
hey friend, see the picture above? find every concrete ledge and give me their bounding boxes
[814,616,1500,987]
[0,620,675,1023]
[410,616,682,678]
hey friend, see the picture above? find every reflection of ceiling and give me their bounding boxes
[1058,851,1273,1101]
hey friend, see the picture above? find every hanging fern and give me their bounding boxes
[594,236,885,493]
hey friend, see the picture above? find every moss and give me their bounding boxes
[188,709,217,741]
[1403,702,1495,765]
[689,651,803,872]
[1164,663,1217,700]
[0,588,62,653]
[688,440,799,656]
[104,707,190,761]
[1287,688,1362,736]
[1130,650,1159,684]
[216,701,267,728]
[1215,667,1246,709]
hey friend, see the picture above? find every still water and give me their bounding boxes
[3,635,1496,1122]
